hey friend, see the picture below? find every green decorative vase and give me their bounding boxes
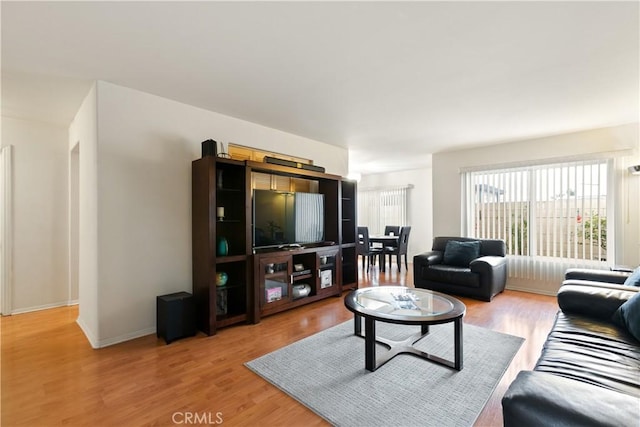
[217,236,229,256]
[216,271,228,287]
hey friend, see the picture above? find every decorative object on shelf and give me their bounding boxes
[266,263,275,274]
[217,169,223,189]
[217,141,231,159]
[293,283,311,299]
[216,271,228,287]
[292,268,312,277]
[320,256,328,265]
[217,236,229,256]
[216,288,227,315]
[320,269,332,289]
[217,206,225,221]
[201,139,217,157]
[266,286,282,302]
[294,263,305,272]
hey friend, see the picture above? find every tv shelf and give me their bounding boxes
[192,148,357,335]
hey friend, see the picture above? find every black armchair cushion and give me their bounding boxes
[443,240,480,267]
[426,265,479,288]
[432,236,506,257]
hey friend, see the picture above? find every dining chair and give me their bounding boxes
[384,226,411,272]
[384,225,400,236]
[356,226,383,271]
[376,225,401,253]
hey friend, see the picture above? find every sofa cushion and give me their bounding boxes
[612,293,640,342]
[443,240,480,267]
[425,265,480,288]
[623,267,640,287]
[502,371,640,427]
[535,312,640,397]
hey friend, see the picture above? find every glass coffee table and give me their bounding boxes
[344,286,466,372]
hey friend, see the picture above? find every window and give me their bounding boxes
[358,185,411,234]
[463,159,611,263]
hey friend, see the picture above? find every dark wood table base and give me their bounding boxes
[353,314,463,372]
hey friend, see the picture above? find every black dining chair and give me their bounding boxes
[356,226,383,271]
[384,225,400,236]
[378,225,401,253]
[384,226,411,272]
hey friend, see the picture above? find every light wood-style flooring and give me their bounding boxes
[1,263,557,426]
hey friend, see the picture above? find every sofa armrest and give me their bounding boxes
[503,371,640,427]
[557,282,638,320]
[413,251,443,266]
[564,268,630,284]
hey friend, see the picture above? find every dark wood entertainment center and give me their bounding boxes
[192,153,357,335]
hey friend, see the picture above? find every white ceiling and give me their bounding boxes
[2,1,638,174]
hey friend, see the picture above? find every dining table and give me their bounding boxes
[369,235,399,272]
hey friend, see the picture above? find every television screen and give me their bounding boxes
[253,190,324,248]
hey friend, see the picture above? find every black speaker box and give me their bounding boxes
[157,291,196,344]
[264,156,325,173]
[201,139,217,158]
[301,163,326,173]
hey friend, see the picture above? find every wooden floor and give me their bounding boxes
[1,263,557,426]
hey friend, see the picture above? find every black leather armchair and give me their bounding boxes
[413,236,507,301]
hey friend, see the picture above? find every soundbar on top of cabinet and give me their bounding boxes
[264,156,325,173]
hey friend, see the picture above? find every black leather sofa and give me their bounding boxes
[502,268,640,427]
[413,236,507,301]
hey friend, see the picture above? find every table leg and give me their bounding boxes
[454,317,463,370]
[354,314,362,336]
[364,317,376,371]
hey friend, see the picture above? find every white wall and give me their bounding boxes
[68,84,100,345]
[72,81,348,347]
[1,116,70,313]
[432,123,640,293]
[359,165,433,263]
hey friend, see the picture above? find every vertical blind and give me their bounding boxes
[294,192,324,243]
[463,159,611,281]
[358,185,411,235]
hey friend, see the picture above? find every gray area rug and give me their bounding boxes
[246,320,524,427]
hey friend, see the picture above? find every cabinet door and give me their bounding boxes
[316,248,340,295]
[257,255,292,309]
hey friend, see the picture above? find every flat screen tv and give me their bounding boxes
[253,189,325,248]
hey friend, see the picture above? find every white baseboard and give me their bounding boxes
[76,317,100,349]
[95,327,156,348]
[76,318,156,349]
[9,301,155,349]
[11,300,79,315]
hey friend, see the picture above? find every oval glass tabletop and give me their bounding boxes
[345,286,465,322]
